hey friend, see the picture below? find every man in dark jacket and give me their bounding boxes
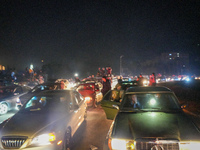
[101,76,111,96]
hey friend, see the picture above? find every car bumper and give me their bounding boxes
[0,143,63,150]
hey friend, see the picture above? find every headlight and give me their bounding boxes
[85,97,92,103]
[180,141,200,150]
[143,80,149,86]
[31,133,56,145]
[108,138,135,150]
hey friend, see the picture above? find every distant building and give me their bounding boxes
[161,52,189,75]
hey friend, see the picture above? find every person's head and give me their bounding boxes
[115,83,122,90]
[131,95,137,104]
[102,76,107,82]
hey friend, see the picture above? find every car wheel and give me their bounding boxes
[0,103,8,115]
[63,128,72,150]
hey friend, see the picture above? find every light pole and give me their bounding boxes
[120,55,124,76]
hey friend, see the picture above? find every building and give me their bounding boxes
[161,52,189,75]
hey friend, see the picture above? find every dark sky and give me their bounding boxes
[0,0,199,76]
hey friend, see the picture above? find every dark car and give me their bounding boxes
[76,82,103,107]
[16,82,61,107]
[0,85,31,115]
[101,86,200,150]
[0,90,87,150]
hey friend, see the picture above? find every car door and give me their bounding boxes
[8,87,23,109]
[69,91,85,136]
[101,90,124,120]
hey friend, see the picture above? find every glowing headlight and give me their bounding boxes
[85,97,92,103]
[31,133,56,145]
[143,80,149,86]
[180,141,200,150]
[149,98,156,105]
[109,138,135,150]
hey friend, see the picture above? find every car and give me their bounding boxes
[16,82,62,107]
[76,82,103,107]
[0,85,31,115]
[119,80,138,90]
[0,90,87,150]
[101,86,200,150]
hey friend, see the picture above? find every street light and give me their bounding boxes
[74,73,78,77]
[120,55,124,76]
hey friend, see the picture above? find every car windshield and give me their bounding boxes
[20,95,71,113]
[121,93,181,111]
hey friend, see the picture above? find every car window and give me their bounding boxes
[14,87,22,94]
[74,92,83,104]
[23,95,70,113]
[121,93,180,111]
[110,90,124,102]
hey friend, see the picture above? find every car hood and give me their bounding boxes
[0,111,66,138]
[112,111,200,140]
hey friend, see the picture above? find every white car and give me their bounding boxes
[0,90,87,150]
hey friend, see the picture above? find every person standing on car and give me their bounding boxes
[149,73,156,86]
[101,76,111,96]
[60,80,65,90]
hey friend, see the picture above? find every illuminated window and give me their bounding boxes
[177,53,179,57]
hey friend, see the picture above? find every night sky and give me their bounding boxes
[0,0,199,77]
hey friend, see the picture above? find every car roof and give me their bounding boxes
[126,86,172,93]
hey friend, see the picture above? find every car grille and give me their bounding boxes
[1,136,28,149]
[135,138,179,150]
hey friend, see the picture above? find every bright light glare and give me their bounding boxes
[31,133,55,145]
[30,64,33,70]
[186,78,190,82]
[85,97,92,103]
[111,139,126,150]
[149,99,156,105]
[16,98,20,103]
[74,73,78,77]
[180,142,200,150]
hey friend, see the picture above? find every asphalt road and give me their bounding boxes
[0,106,112,150]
